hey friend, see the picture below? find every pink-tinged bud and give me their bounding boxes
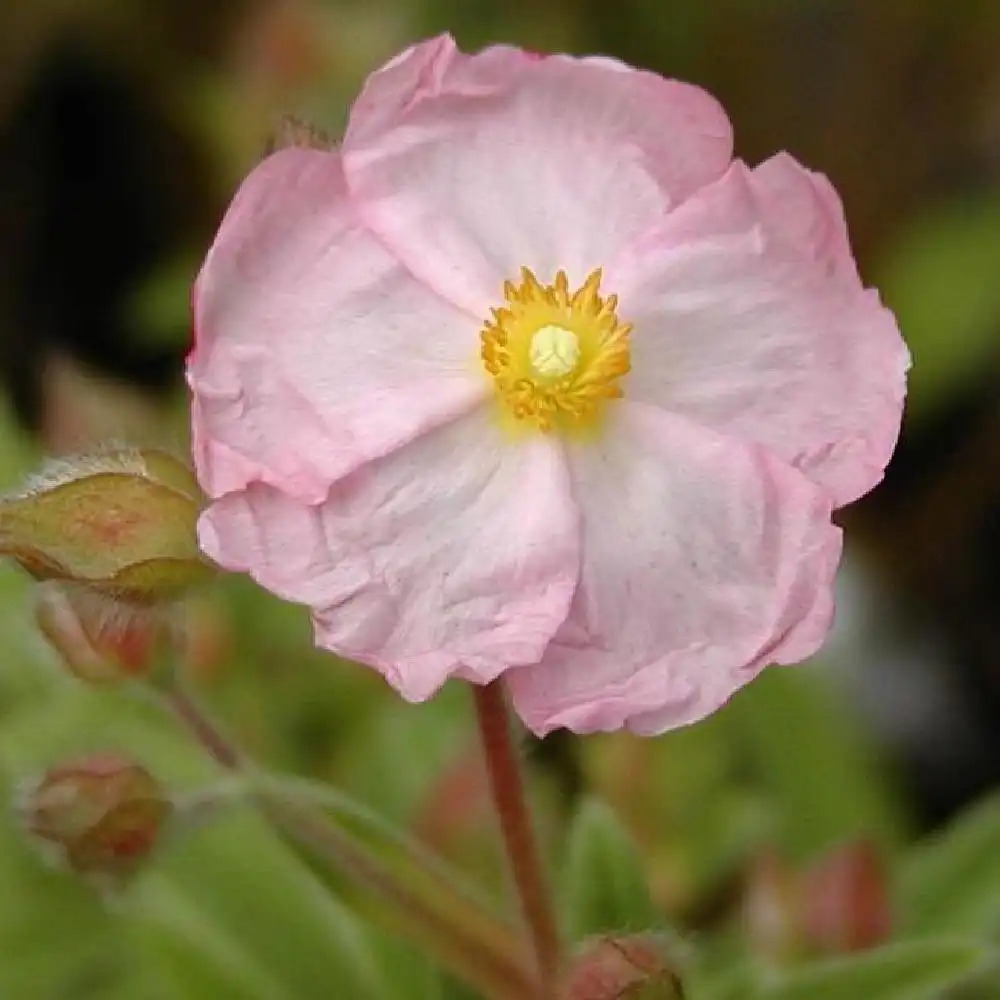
[561,935,685,1000]
[801,841,892,954]
[19,753,171,880]
[0,448,213,604]
[35,582,173,684]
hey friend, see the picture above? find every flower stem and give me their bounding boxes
[166,685,242,771]
[473,680,561,996]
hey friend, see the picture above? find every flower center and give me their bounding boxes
[529,325,580,377]
[480,267,632,434]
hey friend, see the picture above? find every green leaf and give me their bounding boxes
[692,965,757,1000]
[126,873,298,1000]
[875,194,1000,424]
[337,683,469,820]
[685,938,755,1000]
[725,669,906,857]
[898,793,1000,938]
[754,940,989,1000]
[258,775,537,1000]
[562,797,659,940]
[153,808,385,1000]
[369,937,447,1000]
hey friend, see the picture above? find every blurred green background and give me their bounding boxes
[2,1,1000,998]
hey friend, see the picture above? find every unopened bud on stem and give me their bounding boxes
[35,582,174,684]
[561,934,685,999]
[0,448,213,604]
[19,753,171,882]
[801,841,892,954]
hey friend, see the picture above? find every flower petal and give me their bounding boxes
[188,146,484,502]
[506,403,841,736]
[749,152,859,283]
[607,159,909,507]
[199,407,580,702]
[342,35,733,314]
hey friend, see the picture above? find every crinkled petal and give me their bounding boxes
[199,407,580,702]
[607,158,909,507]
[506,403,841,736]
[342,34,733,313]
[749,152,859,283]
[188,145,484,502]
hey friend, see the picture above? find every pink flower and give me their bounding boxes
[187,36,908,735]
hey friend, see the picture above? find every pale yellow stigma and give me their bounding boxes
[529,325,580,377]
[480,267,632,434]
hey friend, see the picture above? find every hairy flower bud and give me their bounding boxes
[19,754,171,881]
[0,448,213,604]
[561,935,685,1000]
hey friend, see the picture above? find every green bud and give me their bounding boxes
[0,448,213,604]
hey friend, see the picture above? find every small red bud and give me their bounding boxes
[801,841,892,954]
[19,753,171,881]
[35,582,174,684]
[561,935,685,1000]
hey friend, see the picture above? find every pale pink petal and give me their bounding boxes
[342,35,733,314]
[506,403,841,736]
[199,407,580,702]
[750,152,859,283]
[606,160,909,507]
[188,145,484,502]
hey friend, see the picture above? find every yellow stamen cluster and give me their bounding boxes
[480,268,632,434]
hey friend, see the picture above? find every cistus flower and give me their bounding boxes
[188,36,908,734]
[19,753,170,881]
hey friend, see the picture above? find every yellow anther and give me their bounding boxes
[479,268,631,435]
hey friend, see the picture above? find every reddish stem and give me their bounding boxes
[473,681,561,996]
[166,685,242,771]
